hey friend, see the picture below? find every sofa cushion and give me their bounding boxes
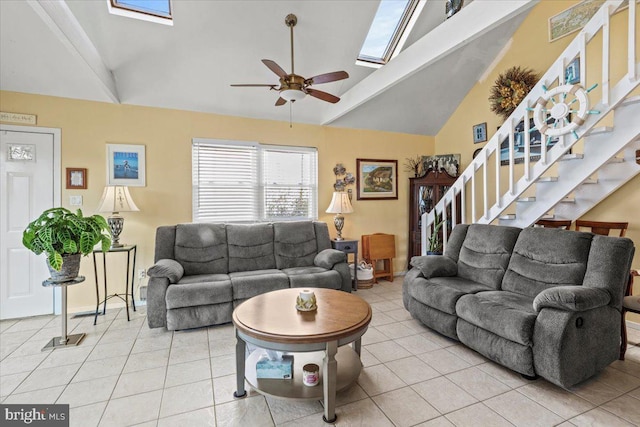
[273,222,318,269]
[282,267,341,289]
[410,255,458,278]
[174,223,229,275]
[406,276,493,315]
[227,223,276,272]
[166,274,232,309]
[147,259,184,283]
[229,269,289,300]
[502,227,592,298]
[456,291,536,346]
[314,249,346,269]
[457,224,521,289]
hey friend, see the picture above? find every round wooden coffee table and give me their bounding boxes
[232,288,372,423]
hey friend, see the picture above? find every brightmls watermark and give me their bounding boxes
[1,404,69,426]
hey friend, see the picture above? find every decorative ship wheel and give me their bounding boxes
[530,83,600,141]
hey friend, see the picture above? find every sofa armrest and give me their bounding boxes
[314,249,347,269]
[147,259,184,283]
[410,255,458,279]
[147,277,170,329]
[533,286,611,313]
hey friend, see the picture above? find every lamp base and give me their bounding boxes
[107,214,124,249]
[333,214,345,241]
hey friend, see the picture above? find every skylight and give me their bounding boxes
[108,0,173,24]
[358,0,424,68]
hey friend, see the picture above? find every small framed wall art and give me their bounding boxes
[565,58,580,84]
[473,122,487,143]
[356,159,398,200]
[106,143,146,187]
[66,168,87,189]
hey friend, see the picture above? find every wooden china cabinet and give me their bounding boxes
[408,168,460,262]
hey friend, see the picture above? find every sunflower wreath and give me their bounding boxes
[489,66,539,120]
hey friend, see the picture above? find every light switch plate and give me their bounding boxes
[70,195,83,206]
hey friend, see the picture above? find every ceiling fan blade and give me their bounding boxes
[230,84,277,88]
[307,71,349,85]
[306,88,340,104]
[275,97,287,106]
[262,59,288,78]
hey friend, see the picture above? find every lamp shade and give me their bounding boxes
[325,192,353,214]
[280,89,306,102]
[96,186,140,213]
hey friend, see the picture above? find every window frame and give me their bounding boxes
[108,0,173,25]
[192,139,318,224]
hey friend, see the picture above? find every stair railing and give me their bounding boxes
[422,0,638,255]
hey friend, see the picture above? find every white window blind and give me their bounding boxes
[192,139,317,223]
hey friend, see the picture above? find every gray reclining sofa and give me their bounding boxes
[403,223,635,389]
[147,221,351,331]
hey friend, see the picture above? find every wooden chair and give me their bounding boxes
[575,220,628,236]
[621,270,640,360]
[535,219,572,229]
[361,233,395,283]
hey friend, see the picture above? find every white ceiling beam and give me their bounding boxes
[26,0,120,103]
[321,0,538,126]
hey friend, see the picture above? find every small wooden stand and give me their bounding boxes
[362,233,395,283]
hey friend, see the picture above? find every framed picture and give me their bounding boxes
[66,168,87,189]
[356,159,398,200]
[472,148,483,159]
[499,118,563,166]
[106,144,146,187]
[421,154,460,177]
[565,57,580,84]
[473,122,487,143]
[548,0,605,42]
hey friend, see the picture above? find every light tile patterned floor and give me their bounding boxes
[1,277,640,426]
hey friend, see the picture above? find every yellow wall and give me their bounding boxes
[434,1,639,320]
[0,91,433,311]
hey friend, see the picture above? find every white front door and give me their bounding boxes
[0,127,59,319]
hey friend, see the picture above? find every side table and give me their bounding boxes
[93,245,137,325]
[42,276,86,351]
[331,239,358,290]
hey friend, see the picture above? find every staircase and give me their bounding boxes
[422,0,639,252]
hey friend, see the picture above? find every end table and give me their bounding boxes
[331,238,358,290]
[42,276,86,351]
[93,245,137,324]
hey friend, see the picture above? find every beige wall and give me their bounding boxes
[0,91,433,311]
[433,1,639,320]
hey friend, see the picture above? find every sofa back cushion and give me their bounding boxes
[502,227,593,297]
[457,224,521,289]
[174,223,229,275]
[273,221,318,269]
[227,223,276,272]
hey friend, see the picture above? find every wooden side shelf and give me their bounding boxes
[362,233,395,283]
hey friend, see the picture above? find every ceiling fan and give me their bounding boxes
[231,14,349,106]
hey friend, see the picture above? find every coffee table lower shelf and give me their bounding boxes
[245,346,361,400]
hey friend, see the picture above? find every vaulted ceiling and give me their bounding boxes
[0,0,537,135]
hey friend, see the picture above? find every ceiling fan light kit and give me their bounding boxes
[231,13,349,107]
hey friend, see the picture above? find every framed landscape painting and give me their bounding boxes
[548,0,606,42]
[356,159,398,200]
[106,143,146,187]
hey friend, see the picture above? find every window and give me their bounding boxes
[192,139,318,223]
[108,0,173,25]
[357,0,425,68]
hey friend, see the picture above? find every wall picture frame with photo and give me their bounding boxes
[473,122,487,143]
[66,168,87,189]
[421,154,460,177]
[106,143,146,187]
[356,159,398,200]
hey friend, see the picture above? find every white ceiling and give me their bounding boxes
[0,0,536,136]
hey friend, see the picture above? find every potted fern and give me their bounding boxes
[427,212,445,255]
[22,207,111,282]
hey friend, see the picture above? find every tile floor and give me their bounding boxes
[1,277,640,426]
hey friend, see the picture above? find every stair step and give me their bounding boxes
[585,126,613,136]
[621,95,640,106]
[537,177,558,182]
[539,214,556,220]
[518,197,536,202]
[582,177,598,184]
[559,197,576,203]
[606,157,624,164]
[559,153,584,161]
[499,214,516,220]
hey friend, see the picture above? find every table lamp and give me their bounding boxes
[97,186,139,248]
[325,192,353,241]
